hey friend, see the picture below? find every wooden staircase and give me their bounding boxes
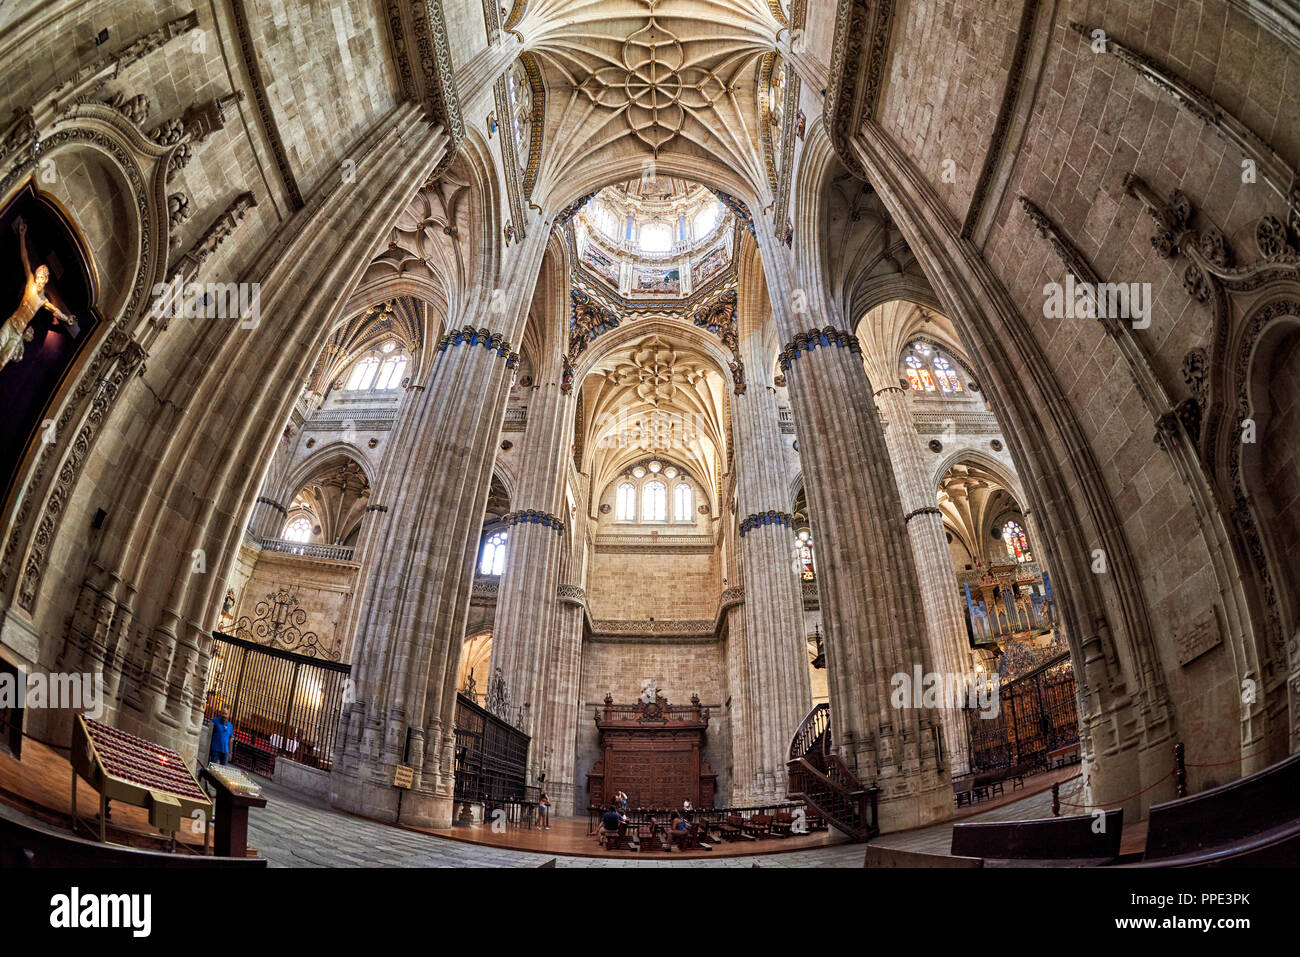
[787,703,880,842]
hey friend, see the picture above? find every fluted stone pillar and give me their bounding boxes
[873,384,974,773]
[730,367,812,803]
[332,326,520,828]
[492,356,581,812]
[778,326,950,831]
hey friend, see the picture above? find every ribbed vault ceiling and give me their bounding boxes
[519,0,781,203]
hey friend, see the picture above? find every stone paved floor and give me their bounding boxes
[247,775,1083,867]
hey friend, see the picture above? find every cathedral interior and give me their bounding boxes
[0,0,1298,905]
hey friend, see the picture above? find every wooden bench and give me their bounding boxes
[1134,751,1300,866]
[972,769,1005,801]
[717,813,748,841]
[950,810,1123,865]
[770,812,795,837]
[1048,742,1081,767]
[601,824,634,850]
[952,776,974,808]
[743,813,773,838]
[670,822,712,851]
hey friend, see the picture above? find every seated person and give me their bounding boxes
[601,803,625,843]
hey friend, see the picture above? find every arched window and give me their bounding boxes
[902,341,964,395]
[616,482,637,521]
[1002,521,1032,563]
[480,529,508,576]
[674,483,693,521]
[642,481,666,521]
[692,202,719,239]
[345,356,380,391]
[283,516,313,543]
[795,529,816,580]
[639,222,672,253]
[932,354,963,394]
[374,354,408,389]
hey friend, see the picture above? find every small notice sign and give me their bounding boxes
[393,764,414,789]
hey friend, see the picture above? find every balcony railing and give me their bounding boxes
[250,536,356,562]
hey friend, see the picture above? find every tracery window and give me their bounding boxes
[344,356,380,391]
[643,480,667,521]
[674,483,693,522]
[374,354,408,390]
[902,341,964,395]
[284,516,313,543]
[507,60,532,177]
[480,529,508,576]
[616,482,637,521]
[1002,521,1032,563]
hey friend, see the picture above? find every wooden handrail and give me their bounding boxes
[789,702,830,761]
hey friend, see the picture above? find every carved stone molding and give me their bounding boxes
[557,583,586,606]
[167,191,257,284]
[961,0,1042,239]
[386,0,464,178]
[777,326,861,372]
[1071,20,1299,233]
[500,509,565,533]
[825,0,894,181]
[738,510,794,537]
[230,0,302,208]
[435,325,519,368]
[492,72,527,241]
[903,506,942,523]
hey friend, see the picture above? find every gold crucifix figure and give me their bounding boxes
[1,220,78,372]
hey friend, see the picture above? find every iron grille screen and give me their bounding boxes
[453,693,531,804]
[204,631,351,772]
[965,652,1079,772]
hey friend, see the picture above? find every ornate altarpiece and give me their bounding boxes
[587,691,717,809]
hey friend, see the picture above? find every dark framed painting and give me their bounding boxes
[0,180,103,511]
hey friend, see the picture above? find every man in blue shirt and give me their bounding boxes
[209,709,234,766]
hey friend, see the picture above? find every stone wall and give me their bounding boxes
[585,545,720,620]
[575,635,732,811]
[224,542,360,662]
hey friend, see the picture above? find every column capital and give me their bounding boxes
[737,510,795,536]
[501,509,566,533]
[436,325,519,368]
[777,326,862,373]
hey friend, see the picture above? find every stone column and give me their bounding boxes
[872,384,975,774]
[777,326,950,831]
[730,362,812,803]
[331,326,519,828]
[491,355,581,812]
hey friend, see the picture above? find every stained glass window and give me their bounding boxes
[480,529,508,576]
[933,355,963,393]
[616,482,636,521]
[1002,521,1032,563]
[643,480,667,521]
[903,342,964,395]
[798,540,815,580]
[284,517,313,543]
[904,355,924,391]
